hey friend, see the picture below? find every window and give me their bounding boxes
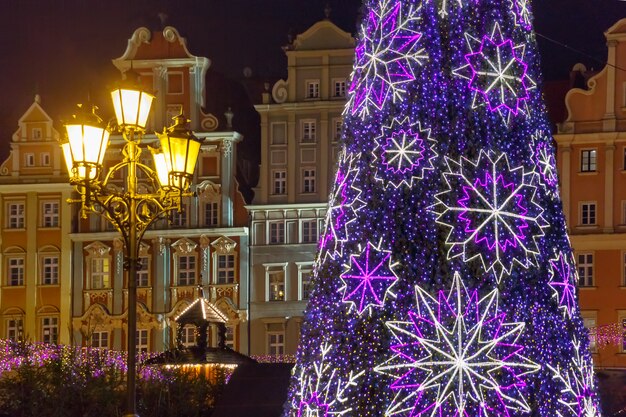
[178,255,196,286]
[41,256,59,285]
[217,254,235,284]
[333,118,343,142]
[91,331,109,348]
[8,258,24,286]
[272,170,287,195]
[267,332,285,355]
[580,149,597,172]
[91,258,110,289]
[225,326,235,349]
[41,153,50,166]
[181,325,196,347]
[582,316,597,352]
[25,153,35,167]
[204,202,219,227]
[333,79,346,97]
[302,220,318,243]
[136,329,149,353]
[6,318,23,341]
[41,201,60,228]
[269,222,285,244]
[171,206,187,228]
[577,253,594,287]
[302,169,316,193]
[301,120,316,142]
[137,256,149,287]
[167,72,184,94]
[300,269,313,300]
[32,128,42,139]
[42,317,58,344]
[7,202,25,229]
[580,203,596,225]
[269,270,285,301]
[305,80,320,99]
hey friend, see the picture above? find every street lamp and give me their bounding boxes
[61,81,202,417]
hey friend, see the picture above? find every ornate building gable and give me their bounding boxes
[289,19,355,51]
[560,18,626,134]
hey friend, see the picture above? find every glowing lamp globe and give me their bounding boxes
[150,148,171,189]
[111,87,154,130]
[63,105,110,181]
[156,113,202,191]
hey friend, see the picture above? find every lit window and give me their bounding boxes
[41,256,59,285]
[301,121,316,142]
[577,253,594,287]
[333,79,346,97]
[136,329,149,353]
[91,331,109,349]
[6,318,23,341]
[273,170,287,195]
[303,169,316,193]
[204,202,219,227]
[269,270,285,301]
[217,254,235,284]
[41,201,60,228]
[8,258,24,286]
[580,203,596,225]
[178,255,196,286]
[137,256,149,287]
[302,220,318,243]
[269,222,285,244]
[305,80,320,99]
[91,258,110,289]
[7,202,25,229]
[267,332,285,355]
[42,317,58,344]
[580,149,596,172]
[582,316,597,352]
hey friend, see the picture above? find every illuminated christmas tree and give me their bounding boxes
[285,0,602,416]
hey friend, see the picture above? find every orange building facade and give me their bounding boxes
[555,18,626,368]
[0,26,250,354]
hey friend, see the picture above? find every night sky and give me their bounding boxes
[0,0,624,146]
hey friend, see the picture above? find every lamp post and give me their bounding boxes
[61,82,202,417]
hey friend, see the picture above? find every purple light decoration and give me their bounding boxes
[458,171,529,253]
[382,129,425,174]
[377,273,538,416]
[534,141,558,188]
[512,0,532,30]
[298,392,329,417]
[464,33,529,114]
[341,242,398,314]
[548,253,577,317]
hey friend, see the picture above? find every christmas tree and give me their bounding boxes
[285,0,602,416]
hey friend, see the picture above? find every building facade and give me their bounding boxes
[555,18,626,368]
[247,19,354,356]
[0,26,251,354]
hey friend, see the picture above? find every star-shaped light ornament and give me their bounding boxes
[320,151,365,260]
[436,0,464,18]
[547,337,601,417]
[530,129,559,197]
[294,343,363,417]
[509,0,532,30]
[434,150,548,282]
[346,0,427,118]
[340,241,399,315]
[548,252,578,318]
[373,117,438,188]
[453,23,536,123]
[376,272,540,416]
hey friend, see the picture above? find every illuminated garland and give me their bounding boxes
[547,337,601,417]
[434,150,547,281]
[373,117,437,188]
[340,240,399,314]
[347,0,427,117]
[320,151,365,260]
[376,272,539,416]
[293,343,363,417]
[530,129,559,197]
[509,0,532,30]
[453,22,536,121]
[589,323,626,349]
[548,252,578,318]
